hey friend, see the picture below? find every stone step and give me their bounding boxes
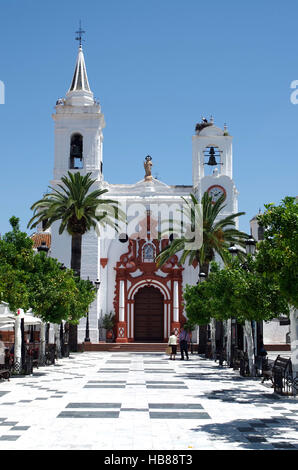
[79,342,198,352]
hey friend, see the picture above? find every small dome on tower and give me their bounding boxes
[199,125,224,137]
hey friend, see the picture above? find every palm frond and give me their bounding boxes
[155,190,249,272]
[27,172,125,237]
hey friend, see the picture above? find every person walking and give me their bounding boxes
[168,331,178,360]
[179,326,190,360]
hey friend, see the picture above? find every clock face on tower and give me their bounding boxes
[207,185,226,203]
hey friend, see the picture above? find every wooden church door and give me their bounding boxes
[134,286,164,342]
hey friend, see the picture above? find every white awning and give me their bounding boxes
[0,322,14,329]
[0,304,43,325]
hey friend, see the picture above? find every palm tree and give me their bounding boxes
[156,191,249,277]
[156,191,250,357]
[28,171,124,350]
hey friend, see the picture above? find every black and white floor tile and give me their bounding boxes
[0,351,297,449]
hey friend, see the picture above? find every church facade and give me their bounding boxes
[47,44,239,345]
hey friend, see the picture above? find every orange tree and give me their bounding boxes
[184,259,288,374]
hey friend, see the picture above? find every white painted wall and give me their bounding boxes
[50,52,240,344]
[263,319,290,346]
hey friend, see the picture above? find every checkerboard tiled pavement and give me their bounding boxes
[0,351,297,450]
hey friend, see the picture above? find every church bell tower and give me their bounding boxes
[50,33,103,344]
[52,40,105,183]
[192,117,238,216]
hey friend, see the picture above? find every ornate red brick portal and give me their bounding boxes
[113,214,184,343]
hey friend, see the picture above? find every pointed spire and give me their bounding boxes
[65,25,94,106]
[68,45,91,94]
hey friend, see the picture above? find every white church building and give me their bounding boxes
[38,43,240,346]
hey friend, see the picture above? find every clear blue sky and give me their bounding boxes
[0,0,297,235]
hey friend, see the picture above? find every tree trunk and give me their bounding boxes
[60,322,65,357]
[39,323,46,365]
[198,325,207,354]
[290,306,298,395]
[14,315,22,373]
[71,233,82,277]
[226,319,232,366]
[54,323,61,359]
[69,233,83,352]
[210,318,216,360]
[244,321,255,376]
[21,318,26,372]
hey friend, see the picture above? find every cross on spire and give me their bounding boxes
[75,20,85,47]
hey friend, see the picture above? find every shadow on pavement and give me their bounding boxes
[190,416,298,449]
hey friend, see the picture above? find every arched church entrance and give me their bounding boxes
[134,286,164,342]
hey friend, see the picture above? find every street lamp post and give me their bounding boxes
[59,263,66,356]
[228,244,239,259]
[245,237,260,374]
[84,307,90,343]
[37,241,49,255]
[228,244,240,368]
[198,272,212,358]
[60,322,65,358]
[37,242,51,361]
[245,237,256,256]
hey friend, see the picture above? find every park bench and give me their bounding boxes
[272,356,292,395]
[31,348,39,368]
[0,348,12,380]
[23,355,33,375]
[232,348,242,370]
[261,357,274,384]
[205,341,212,359]
[231,348,250,375]
[45,344,56,365]
[261,355,294,395]
[0,364,10,381]
[215,348,227,366]
[239,350,250,376]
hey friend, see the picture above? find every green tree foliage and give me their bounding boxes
[156,192,249,276]
[0,217,96,323]
[28,253,96,324]
[256,197,298,308]
[0,217,34,311]
[184,259,289,326]
[27,171,123,276]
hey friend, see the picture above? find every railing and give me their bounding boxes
[2,341,70,375]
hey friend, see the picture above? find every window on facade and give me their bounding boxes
[143,243,155,262]
[69,133,83,169]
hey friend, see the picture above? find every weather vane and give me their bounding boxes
[75,20,85,46]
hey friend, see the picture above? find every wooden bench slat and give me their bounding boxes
[0,369,10,380]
